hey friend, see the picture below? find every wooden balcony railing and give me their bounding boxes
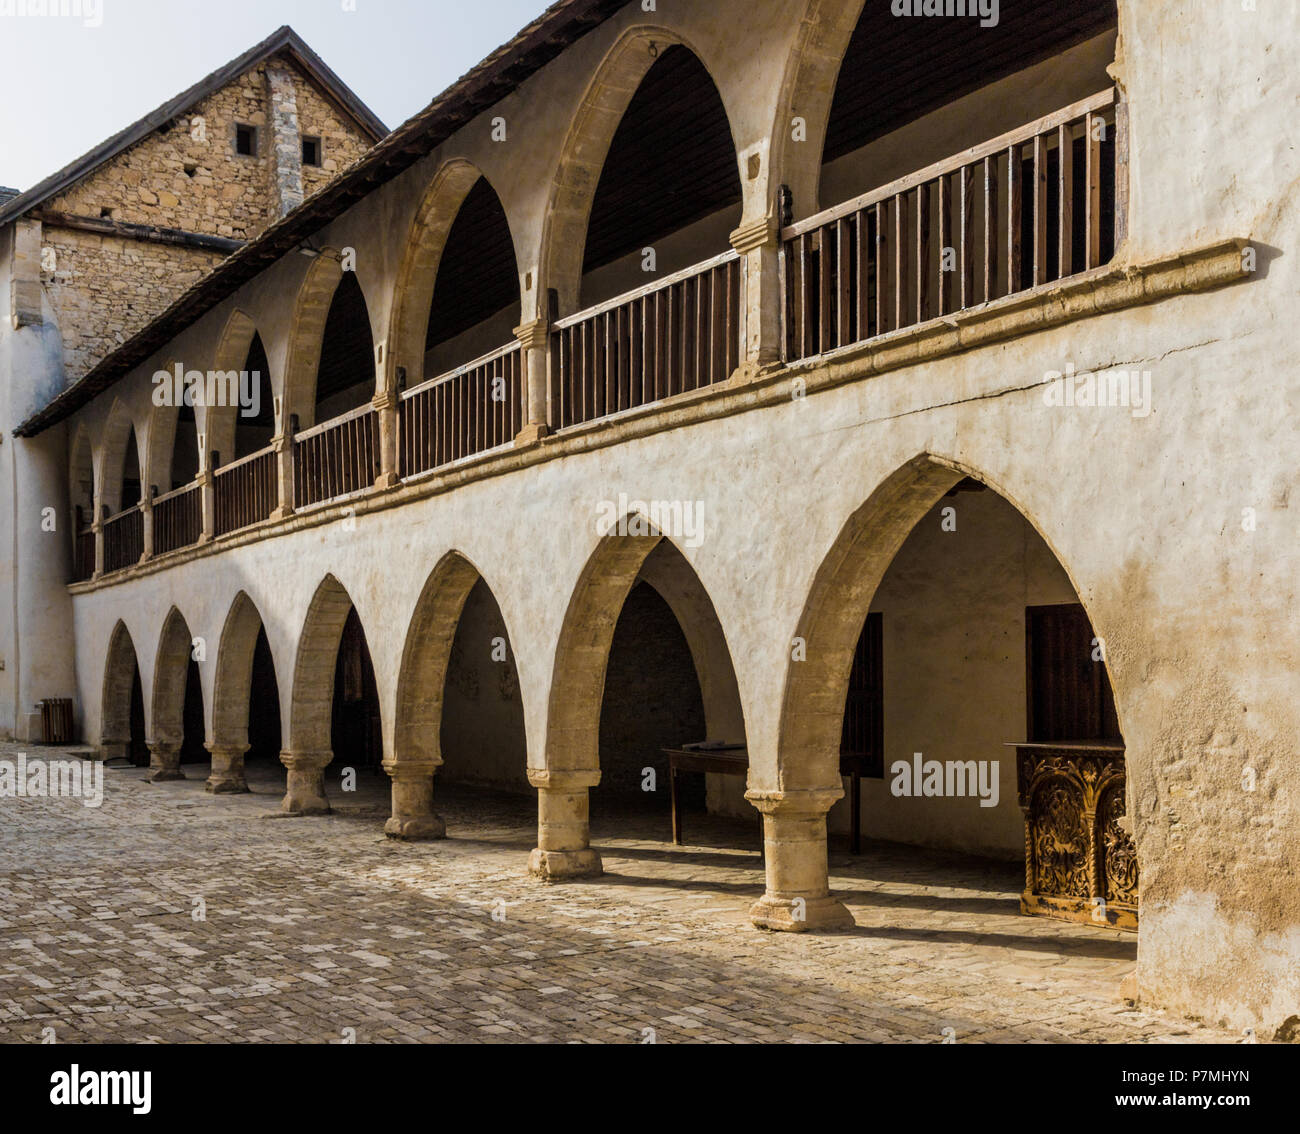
[293,404,379,510]
[399,342,523,478]
[215,446,277,536]
[783,89,1119,363]
[72,525,95,582]
[152,482,202,555]
[102,505,143,573]
[550,250,741,430]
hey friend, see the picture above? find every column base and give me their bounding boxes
[384,814,446,841]
[147,743,184,782]
[514,422,549,446]
[749,893,854,933]
[527,847,603,881]
[280,750,331,816]
[205,743,249,794]
[147,767,186,783]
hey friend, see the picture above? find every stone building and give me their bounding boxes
[0,26,384,744]
[5,0,1298,1039]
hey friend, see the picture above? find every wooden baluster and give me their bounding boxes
[817,229,832,355]
[960,164,975,310]
[873,202,887,337]
[1007,143,1023,293]
[727,259,740,375]
[837,217,852,349]
[983,155,998,302]
[894,193,906,329]
[1085,111,1103,270]
[915,182,930,324]
[856,210,869,342]
[938,174,952,315]
[1058,122,1074,279]
[1033,132,1048,287]
[798,234,811,360]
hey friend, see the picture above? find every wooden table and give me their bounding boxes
[664,746,866,855]
[663,746,758,852]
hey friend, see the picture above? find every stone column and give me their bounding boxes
[279,749,331,815]
[729,215,784,381]
[383,761,446,840]
[206,742,250,794]
[513,318,550,445]
[527,768,602,879]
[99,739,128,762]
[139,493,154,562]
[372,388,400,489]
[266,64,304,220]
[147,740,185,782]
[197,465,215,543]
[270,428,295,521]
[92,504,105,579]
[746,787,854,931]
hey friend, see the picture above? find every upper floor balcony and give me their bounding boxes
[62,0,1127,585]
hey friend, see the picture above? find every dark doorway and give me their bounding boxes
[597,581,706,815]
[331,607,382,772]
[1026,603,1121,742]
[128,664,148,767]
[246,626,282,764]
[180,656,206,765]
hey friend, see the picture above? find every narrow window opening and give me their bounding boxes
[301,135,322,167]
[234,123,257,157]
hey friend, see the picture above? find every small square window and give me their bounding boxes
[301,135,322,167]
[234,123,257,157]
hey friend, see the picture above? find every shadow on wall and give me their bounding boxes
[438,579,529,793]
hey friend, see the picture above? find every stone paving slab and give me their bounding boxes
[0,746,1237,1043]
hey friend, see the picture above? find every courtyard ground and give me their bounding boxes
[0,744,1239,1043]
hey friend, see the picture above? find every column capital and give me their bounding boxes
[527,767,601,792]
[729,214,779,255]
[280,748,332,771]
[371,389,399,413]
[513,318,550,352]
[205,740,249,758]
[382,757,442,779]
[744,785,844,817]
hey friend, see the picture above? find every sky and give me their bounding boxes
[0,0,552,192]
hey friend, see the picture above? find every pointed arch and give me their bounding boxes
[387,158,506,386]
[280,250,373,431]
[538,26,741,315]
[636,540,746,745]
[212,591,279,750]
[767,0,866,224]
[96,398,142,516]
[203,308,261,466]
[286,573,361,754]
[544,517,744,776]
[392,551,501,771]
[100,619,142,752]
[151,606,197,747]
[776,452,1126,793]
[69,423,94,521]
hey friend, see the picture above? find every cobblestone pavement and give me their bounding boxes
[0,745,1237,1044]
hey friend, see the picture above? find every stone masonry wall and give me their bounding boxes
[38,54,373,381]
